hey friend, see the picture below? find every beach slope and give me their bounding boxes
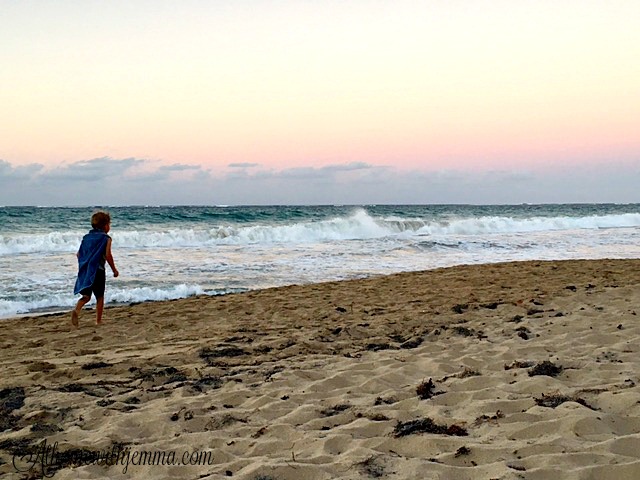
[2,259,640,479]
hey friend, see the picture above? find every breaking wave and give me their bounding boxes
[1,210,639,255]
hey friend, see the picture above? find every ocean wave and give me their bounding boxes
[0,232,84,255]
[0,284,210,318]
[1,210,639,255]
[0,293,71,318]
[415,213,640,236]
[107,284,206,304]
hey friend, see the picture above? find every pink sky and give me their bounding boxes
[1,1,639,174]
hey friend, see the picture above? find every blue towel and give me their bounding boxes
[73,229,110,295]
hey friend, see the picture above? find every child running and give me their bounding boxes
[71,211,119,327]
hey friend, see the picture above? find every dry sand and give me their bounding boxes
[1,259,640,480]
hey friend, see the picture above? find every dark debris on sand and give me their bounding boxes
[504,360,535,370]
[357,455,387,478]
[0,437,33,454]
[400,337,424,349]
[473,410,505,426]
[451,304,469,314]
[264,366,285,381]
[441,368,481,381]
[366,343,394,352]
[30,422,63,435]
[57,383,89,394]
[516,326,532,340]
[199,345,249,365]
[451,326,487,340]
[416,378,444,400]
[130,366,188,385]
[206,413,248,430]
[27,361,56,372]
[389,334,406,343]
[535,393,597,410]
[0,387,26,432]
[364,413,390,421]
[321,404,351,417]
[481,302,501,309]
[0,387,25,413]
[455,446,471,457]
[190,375,223,392]
[393,417,468,437]
[81,361,113,370]
[452,326,475,337]
[528,361,563,377]
[254,345,273,354]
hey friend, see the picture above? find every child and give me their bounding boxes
[71,211,119,327]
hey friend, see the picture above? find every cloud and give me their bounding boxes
[0,159,44,182]
[243,162,378,181]
[277,167,331,180]
[0,157,638,206]
[0,157,205,205]
[228,162,260,168]
[319,161,374,172]
[42,157,145,182]
[159,163,203,172]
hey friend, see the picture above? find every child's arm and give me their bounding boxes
[105,238,119,277]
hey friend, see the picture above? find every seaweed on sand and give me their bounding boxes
[416,378,443,400]
[357,455,386,478]
[0,387,26,431]
[199,345,249,365]
[393,417,468,437]
[528,361,563,377]
[535,393,597,410]
[321,404,351,417]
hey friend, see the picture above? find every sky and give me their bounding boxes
[1,0,639,205]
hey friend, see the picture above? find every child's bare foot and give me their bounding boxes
[71,310,79,328]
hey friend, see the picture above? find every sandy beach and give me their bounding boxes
[2,259,640,479]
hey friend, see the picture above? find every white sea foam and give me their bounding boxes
[2,211,639,256]
[0,294,71,318]
[107,284,205,304]
[0,284,208,318]
[415,213,640,236]
[0,232,83,255]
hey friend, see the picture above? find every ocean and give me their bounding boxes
[1,204,639,318]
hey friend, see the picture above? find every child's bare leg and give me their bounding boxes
[96,297,105,325]
[72,295,91,327]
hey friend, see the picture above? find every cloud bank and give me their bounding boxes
[0,157,638,206]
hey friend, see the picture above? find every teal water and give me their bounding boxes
[1,204,639,317]
[3,204,639,233]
